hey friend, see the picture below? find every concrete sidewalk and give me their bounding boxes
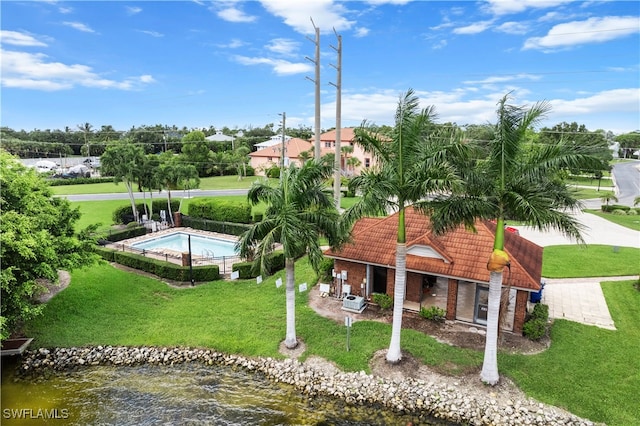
[513,209,639,330]
[540,277,637,330]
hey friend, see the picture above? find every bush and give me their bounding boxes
[523,303,549,340]
[601,204,631,213]
[181,216,251,236]
[253,213,264,223]
[372,293,393,310]
[419,306,447,322]
[101,226,147,242]
[48,176,113,186]
[232,262,256,279]
[112,200,180,224]
[266,166,280,179]
[612,209,627,215]
[188,198,252,224]
[319,257,334,282]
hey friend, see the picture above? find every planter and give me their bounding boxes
[1,338,34,356]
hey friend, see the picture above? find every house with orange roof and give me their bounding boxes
[249,137,313,176]
[318,128,376,176]
[323,207,543,334]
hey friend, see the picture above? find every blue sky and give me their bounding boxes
[1,0,639,135]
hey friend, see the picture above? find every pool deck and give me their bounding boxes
[105,227,242,274]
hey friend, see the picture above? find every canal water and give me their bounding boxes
[2,357,446,425]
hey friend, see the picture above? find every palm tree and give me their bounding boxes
[600,192,618,206]
[77,122,93,157]
[634,196,640,207]
[101,140,145,223]
[345,89,465,363]
[237,160,342,349]
[426,94,603,385]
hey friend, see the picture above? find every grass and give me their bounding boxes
[585,209,640,231]
[542,245,640,278]
[23,259,640,424]
[50,176,278,195]
[25,259,481,374]
[572,188,615,200]
[567,175,613,188]
[500,280,640,426]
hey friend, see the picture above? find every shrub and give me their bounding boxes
[112,200,180,224]
[612,209,627,215]
[523,318,547,340]
[523,303,549,340]
[181,216,251,236]
[232,261,256,279]
[102,226,147,242]
[319,257,334,282]
[419,306,447,322]
[372,293,393,310]
[252,213,264,223]
[627,209,637,216]
[266,166,280,179]
[188,198,251,224]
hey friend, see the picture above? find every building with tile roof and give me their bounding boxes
[323,207,543,333]
[249,137,313,176]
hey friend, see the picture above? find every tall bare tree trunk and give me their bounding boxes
[481,271,503,384]
[387,243,407,363]
[284,257,298,349]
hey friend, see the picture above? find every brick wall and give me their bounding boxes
[333,260,366,297]
[446,279,458,320]
[513,290,529,334]
[405,272,422,302]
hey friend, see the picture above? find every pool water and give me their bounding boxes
[131,232,237,257]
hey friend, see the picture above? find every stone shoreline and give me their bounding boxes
[17,346,600,426]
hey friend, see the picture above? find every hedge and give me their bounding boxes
[231,251,286,279]
[100,226,147,243]
[48,176,114,186]
[187,198,252,224]
[182,216,251,236]
[112,199,181,224]
[93,246,220,282]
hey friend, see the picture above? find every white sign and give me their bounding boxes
[275,278,283,288]
[256,275,263,284]
[319,283,331,294]
[299,283,307,293]
[230,271,239,280]
[345,316,353,327]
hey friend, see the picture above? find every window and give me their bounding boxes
[324,142,332,148]
[364,158,370,168]
[268,157,273,161]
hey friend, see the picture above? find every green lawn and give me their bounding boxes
[51,176,277,195]
[572,188,615,200]
[500,280,640,426]
[24,259,639,425]
[567,175,613,188]
[542,245,640,278]
[585,209,640,231]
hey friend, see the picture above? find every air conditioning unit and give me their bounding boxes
[342,295,366,313]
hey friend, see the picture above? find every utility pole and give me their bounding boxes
[329,29,342,210]
[305,18,321,161]
[279,112,286,181]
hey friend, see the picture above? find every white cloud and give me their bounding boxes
[233,55,312,75]
[354,27,370,38]
[265,38,300,56]
[463,73,542,85]
[495,21,529,35]
[483,0,574,16]
[219,39,245,49]
[217,5,257,23]
[126,6,142,15]
[1,49,155,91]
[62,21,96,33]
[524,16,640,50]
[453,20,494,35]
[58,6,73,14]
[139,30,164,38]
[259,0,355,35]
[0,31,48,47]
[549,88,640,115]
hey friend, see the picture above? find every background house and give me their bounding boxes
[249,137,313,176]
[323,207,543,334]
[205,130,236,144]
[318,128,375,176]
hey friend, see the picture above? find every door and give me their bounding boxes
[474,286,489,325]
[373,266,387,294]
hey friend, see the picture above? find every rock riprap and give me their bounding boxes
[18,346,599,426]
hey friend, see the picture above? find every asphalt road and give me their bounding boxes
[611,160,640,206]
[63,189,249,201]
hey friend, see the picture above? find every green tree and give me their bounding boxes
[0,151,97,340]
[614,131,640,159]
[100,140,146,223]
[600,192,618,206]
[238,160,342,348]
[157,152,199,225]
[538,121,611,173]
[77,122,94,157]
[345,89,464,363]
[181,130,211,176]
[427,94,602,385]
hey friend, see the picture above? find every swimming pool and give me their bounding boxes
[131,232,238,257]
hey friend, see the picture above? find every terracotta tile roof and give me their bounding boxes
[249,138,313,158]
[319,128,356,142]
[325,207,542,291]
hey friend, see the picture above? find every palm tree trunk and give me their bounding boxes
[387,243,407,363]
[167,190,175,227]
[284,257,298,349]
[481,271,503,385]
[125,181,139,223]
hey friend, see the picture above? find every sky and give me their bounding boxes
[1,0,639,135]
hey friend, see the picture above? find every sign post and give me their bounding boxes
[345,316,352,351]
